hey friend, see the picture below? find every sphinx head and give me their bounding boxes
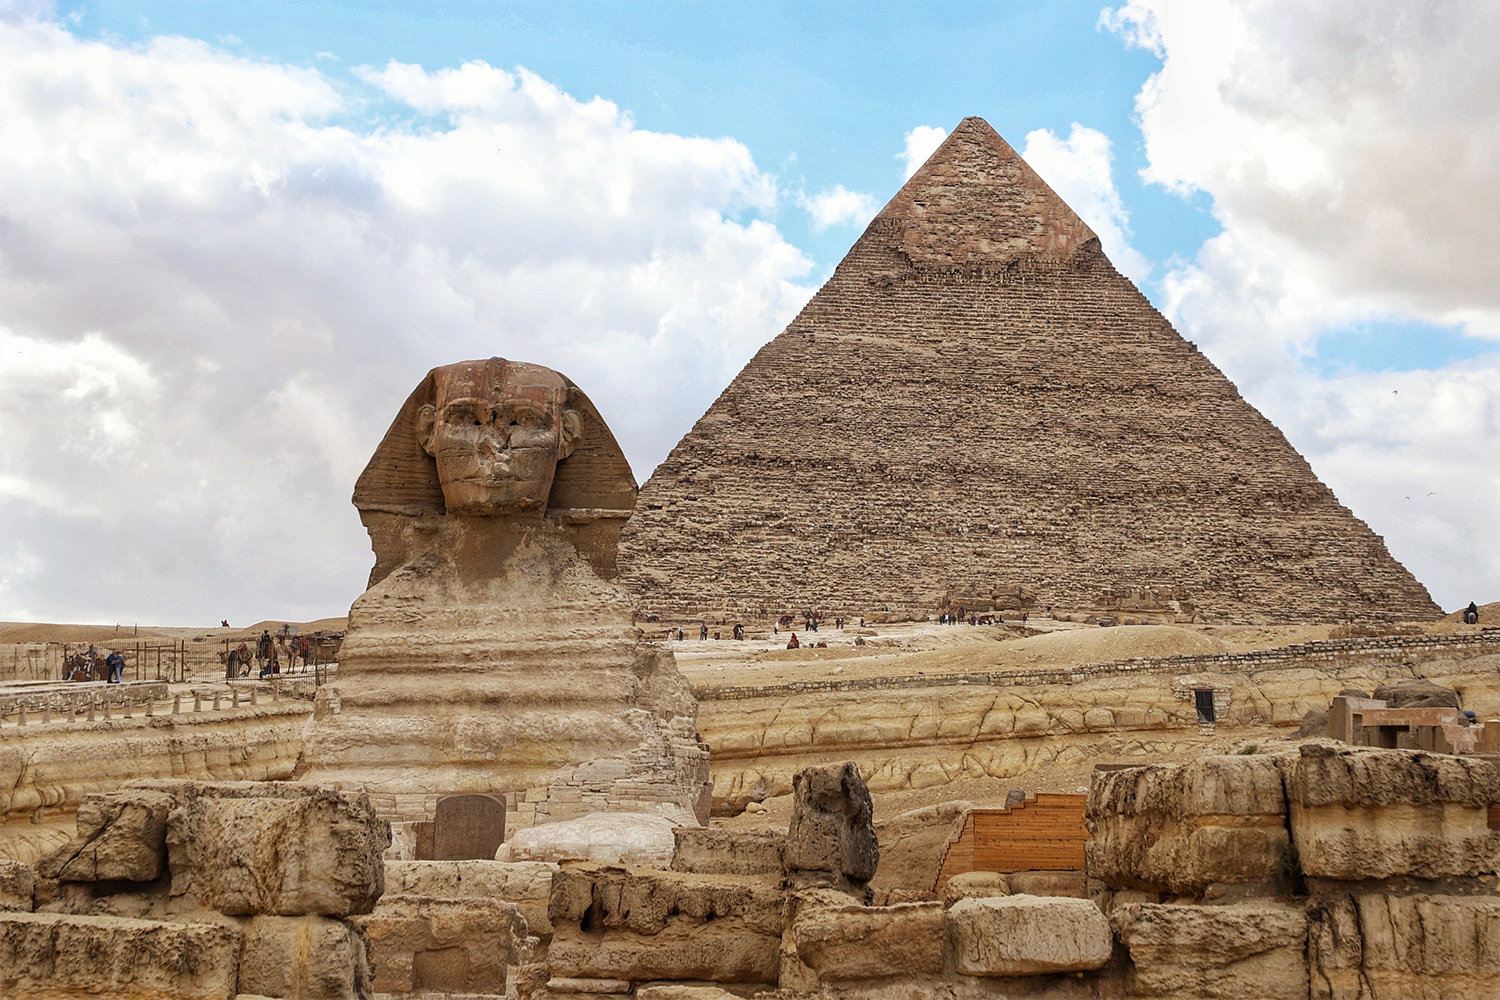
[413,359,583,516]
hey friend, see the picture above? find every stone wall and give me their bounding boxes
[2,781,391,1000]
[513,747,1499,1000]
[695,633,1500,811]
[0,701,311,863]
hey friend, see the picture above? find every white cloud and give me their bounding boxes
[899,125,947,179]
[0,20,813,624]
[798,184,877,232]
[1021,124,1150,284]
[1105,0,1500,608]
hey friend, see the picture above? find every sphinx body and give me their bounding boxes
[299,359,709,856]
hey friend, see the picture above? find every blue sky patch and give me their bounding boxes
[1308,319,1498,377]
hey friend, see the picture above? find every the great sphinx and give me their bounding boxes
[299,358,710,857]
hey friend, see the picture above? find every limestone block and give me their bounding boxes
[37,788,173,883]
[948,895,1111,976]
[1007,870,1087,898]
[941,871,1010,907]
[635,987,742,1000]
[496,812,677,869]
[790,901,946,980]
[1308,893,1500,1000]
[384,859,554,943]
[546,976,631,993]
[144,780,390,916]
[671,827,784,875]
[0,861,35,912]
[353,893,530,996]
[547,866,783,983]
[1280,744,1500,879]
[1086,755,1289,894]
[1372,678,1461,709]
[0,911,240,999]
[238,914,370,1000]
[1114,901,1308,999]
[784,761,878,896]
[869,800,971,903]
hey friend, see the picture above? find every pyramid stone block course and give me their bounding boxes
[618,117,1438,624]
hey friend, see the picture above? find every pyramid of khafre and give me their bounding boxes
[618,117,1439,624]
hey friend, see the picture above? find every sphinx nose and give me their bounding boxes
[475,429,510,455]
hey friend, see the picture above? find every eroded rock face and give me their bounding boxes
[547,865,783,984]
[300,359,709,848]
[784,761,879,898]
[384,859,554,946]
[1282,743,1500,880]
[1086,755,1290,895]
[353,894,532,997]
[1309,893,1500,1000]
[1114,901,1308,999]
[941,871,1010,907]
[37,788,172,884]
[791,901,946,980]
[1372,678,1461,710]
[948,895,1112,976]
[143,780,389,917]
[239,914,371,1000]
[0,911,240,1000]
[671,828,785,876]
[869,800,971,904]
[0,861,35,913]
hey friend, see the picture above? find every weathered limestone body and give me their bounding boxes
[1085,756,1290,895]
[948,895,1112,976]
[620,117,1438,624]
[10,780,389,1000]
[784,761,880,899]
[299,359,710,851]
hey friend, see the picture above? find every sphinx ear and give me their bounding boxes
[415,403,439,456]
[558,409,583,461]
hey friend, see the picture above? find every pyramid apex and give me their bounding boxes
[871,116,1097,267]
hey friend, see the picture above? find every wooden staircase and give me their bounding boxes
[933,793,1088,891]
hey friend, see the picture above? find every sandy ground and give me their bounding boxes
[0,618,348,646]
[671,619,1290,689]
[666,614,1494,691]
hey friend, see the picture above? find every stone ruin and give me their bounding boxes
[619,116,1439,625]
[3,748,1498,999]
[1,780,392,999]
[298,358,710,856]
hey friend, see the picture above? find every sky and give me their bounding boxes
[1,0,1497,624]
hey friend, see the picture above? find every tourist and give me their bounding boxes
[787,632,799,649]
[105,649,124,684]
[700,624,708,640]
[1464,601,1479,624]
[678,627,685,641]
[296,635,311,671]
[256,630,273,668]
[260,644,280,678]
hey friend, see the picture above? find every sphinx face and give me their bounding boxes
[417,362,582,516]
